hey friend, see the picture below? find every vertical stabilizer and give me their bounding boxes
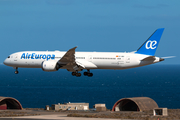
[135,28,164,56]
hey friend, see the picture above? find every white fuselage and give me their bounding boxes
[3,28,166,76]
[3,28,166,77]
[3,51,161,70]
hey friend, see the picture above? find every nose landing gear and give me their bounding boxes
[14,67,19,74]
[15,71,19,74]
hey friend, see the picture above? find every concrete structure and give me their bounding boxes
[94,104,106,108]
[112,97,159,112]
[45,105,49,110]
[52,102,89,111]
[153,108,168,116]
[0,96,22,110]
[94,104,107,111]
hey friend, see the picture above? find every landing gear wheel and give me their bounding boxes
[72,72,76,76]
[83,72,88,76]
[84,70,93,77]
[88,73,93,77]
[76,73,81,77]
[15,71,19,74]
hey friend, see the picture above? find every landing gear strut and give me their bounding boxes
[84,70,93,77]
[14,67,19,74]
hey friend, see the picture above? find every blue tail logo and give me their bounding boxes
[136,28,164,56]
[145,40,157,49]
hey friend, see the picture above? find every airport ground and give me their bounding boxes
[1,109,180,120]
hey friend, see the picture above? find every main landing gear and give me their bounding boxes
[14,67,19,74]
[84,70,93,77]
[72,70,93,77]
[72,71,81,77]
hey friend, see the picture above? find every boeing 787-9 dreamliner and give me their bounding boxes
[4,28,171,77]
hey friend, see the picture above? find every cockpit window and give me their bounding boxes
[8,56,10,58]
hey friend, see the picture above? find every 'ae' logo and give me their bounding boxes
[145,40,157,49]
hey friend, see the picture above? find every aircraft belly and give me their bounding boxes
[15,59,42,68]
[93,61,122,69]
[76,60,97,69]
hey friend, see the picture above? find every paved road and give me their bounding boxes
[0,114,134,120]
[0,110,138,120]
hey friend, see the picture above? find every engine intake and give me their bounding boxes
[41,61,60,72]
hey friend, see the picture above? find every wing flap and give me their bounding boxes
[76,60,97,69]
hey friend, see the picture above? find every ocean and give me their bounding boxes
[0,64,180,109]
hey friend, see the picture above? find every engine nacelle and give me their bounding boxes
[41,61,60,72]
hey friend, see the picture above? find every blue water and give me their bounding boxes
[0,64,180,109]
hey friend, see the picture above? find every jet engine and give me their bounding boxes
[41,61,60,71]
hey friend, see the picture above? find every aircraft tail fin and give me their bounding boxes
[135,28,164,56]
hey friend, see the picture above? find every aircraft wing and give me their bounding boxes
[58,47,84,71]
[59,47,77,63]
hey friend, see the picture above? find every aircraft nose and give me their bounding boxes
[3,59,8,65]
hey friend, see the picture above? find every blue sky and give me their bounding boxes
[0,0,180,64]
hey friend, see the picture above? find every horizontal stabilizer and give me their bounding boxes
[141,56,155,61]
[161,56,176,59]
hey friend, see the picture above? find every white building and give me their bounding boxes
[52,102,89,111]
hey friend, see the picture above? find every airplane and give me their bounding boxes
[3,28,169,77]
